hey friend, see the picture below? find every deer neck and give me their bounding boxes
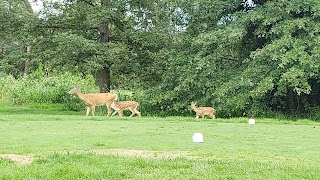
[111,101,120,111]
[75,90,87,102]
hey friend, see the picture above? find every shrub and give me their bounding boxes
[0,72,97,111]
[0,74,19,104]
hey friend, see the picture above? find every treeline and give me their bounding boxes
[0,0,319,119]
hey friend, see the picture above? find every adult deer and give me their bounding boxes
[68,86,118,116]
[111,101,141,118]
[191,102,215,119]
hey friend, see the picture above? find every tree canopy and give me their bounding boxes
[1,0,319,117]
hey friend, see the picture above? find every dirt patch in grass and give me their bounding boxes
[85,149,197,159]
[0,149,196,165]
[0,154,33,165]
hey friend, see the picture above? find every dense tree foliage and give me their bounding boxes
[31,0,179,92]
[0,0,38,76]
[1,0,319,118]
[141,0,320,117]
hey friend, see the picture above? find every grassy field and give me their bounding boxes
[0,107,319,179]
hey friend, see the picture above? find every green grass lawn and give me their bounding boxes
[0,107,319,179]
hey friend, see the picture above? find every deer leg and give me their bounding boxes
[86,106,90,116]
[112,110,118,116]
[119,110,123,118]
[129,108,135,117]
[196,114,199,119]
[106,103,112,116]
[91,106,96,116]
[201,114,204,119]
[134,109,141,118]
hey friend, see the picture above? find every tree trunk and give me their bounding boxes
[24,46,31,77]
[98,22,111,93]
[23,0,34,77]
[99,65,110,92]
[24,37,42,77]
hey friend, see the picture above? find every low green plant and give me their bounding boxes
[0,72,98,111]
[1,72,319,120]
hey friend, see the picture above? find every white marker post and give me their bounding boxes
[192,133,204,143]
[248,118,255,125]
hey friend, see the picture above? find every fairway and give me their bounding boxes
[0,114,319,179]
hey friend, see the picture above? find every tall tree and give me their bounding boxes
[34,0,178,92]
[144,0,320,117]
[238,0,320,114]
[0,0,38,77]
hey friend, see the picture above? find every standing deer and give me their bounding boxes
[111,101,141,118]
[191,102,215,119]
[68,86,118,116]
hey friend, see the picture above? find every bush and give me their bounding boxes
[0,74,19,104]
[1,71,319,120]
[309,107,320,122]
[0,72,97,111]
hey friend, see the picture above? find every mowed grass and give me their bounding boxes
[0,109,319,179]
